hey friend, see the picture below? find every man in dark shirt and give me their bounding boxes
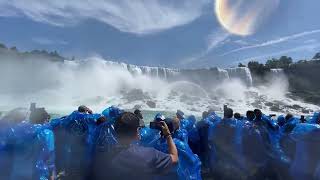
[109,112,178,180]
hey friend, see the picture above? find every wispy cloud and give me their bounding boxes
[0,0,209,35]
[233,39,249,46]
[206,29,230,52]
[32,37,68,45]
[221,29,320,56]
[238,43,320,64]
[304,39,317,44]
[179,29,229,67]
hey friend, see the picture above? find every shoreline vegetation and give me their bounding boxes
[0,42,319,106]
[244,55,320,105]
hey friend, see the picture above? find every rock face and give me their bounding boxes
[123,89,151,102]
[270,104,282,112]
[286,60,320,105]
[146,101,156,108]
[133,105,142,110]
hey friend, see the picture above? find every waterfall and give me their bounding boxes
[102,60,180,80]
[270,68,284,76]
[269,69,286,81]
[217,68,230,80]
[80,59,253,86]
[226,67,253,86]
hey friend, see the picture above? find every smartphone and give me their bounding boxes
[269,114,276,117]
[149,122,162,131]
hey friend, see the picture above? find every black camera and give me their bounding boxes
[150,122,162,131]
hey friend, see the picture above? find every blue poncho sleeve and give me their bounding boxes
[37,128,56,179]
[174,139,202,180]
[139,127,160,147]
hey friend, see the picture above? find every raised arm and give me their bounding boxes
[160,121,178,163]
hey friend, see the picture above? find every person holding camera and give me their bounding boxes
[107,112,178,180]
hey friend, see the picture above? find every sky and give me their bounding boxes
[0,0,320,68]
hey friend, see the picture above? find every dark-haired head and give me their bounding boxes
[224,108,233,119]
[134,109,143,120]
[114,112,144,141]
[176,110,185,120]
[234,113,241,120]
[78,105,88,113]
[202,111,209,119]
[246,111,255,121]
[96,116,107,126]
[30,108,50,124]
[254,109,262,120]
[78,105,92,114]
[285,113,293,122]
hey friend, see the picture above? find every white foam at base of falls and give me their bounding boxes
[0,57,318,116]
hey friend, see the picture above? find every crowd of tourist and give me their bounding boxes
[0,103,319,180]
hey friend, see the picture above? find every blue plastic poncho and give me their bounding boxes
[241,120,269,176]
[289,123,320,180]
[180,117,193,132]
[92,121,118,153]
[138,127,161,147]
[52,111,101,178]
[180,115,199,141]
[279,117,300,163]
[281,117,299,134]
[102,106,124,125]
[195,113,220,169]
[277,115,286,127]
[208,118,247,179]
[8,122,55,180]
[0,120,16,179]
[309,112,320,124]
[185,116,199,138]
[173,128,188,144]
[154,138,202,180]
[90,120,120,180]
[254,115,285,160]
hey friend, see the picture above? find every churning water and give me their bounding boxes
[0,57,318,116]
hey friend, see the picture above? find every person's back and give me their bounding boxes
[242,120,269,179]
[0,108,54,180]
[111,143,175,180]
[290,123,320,180]
[10,122,55,180]
[279,116,299,163]
[91,120,118,180]
[208,115,246,179]
[53,110,100,179]
[109,112,178,180]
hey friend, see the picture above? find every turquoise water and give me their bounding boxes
[1,109,202,123]
[140,110,176,123]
